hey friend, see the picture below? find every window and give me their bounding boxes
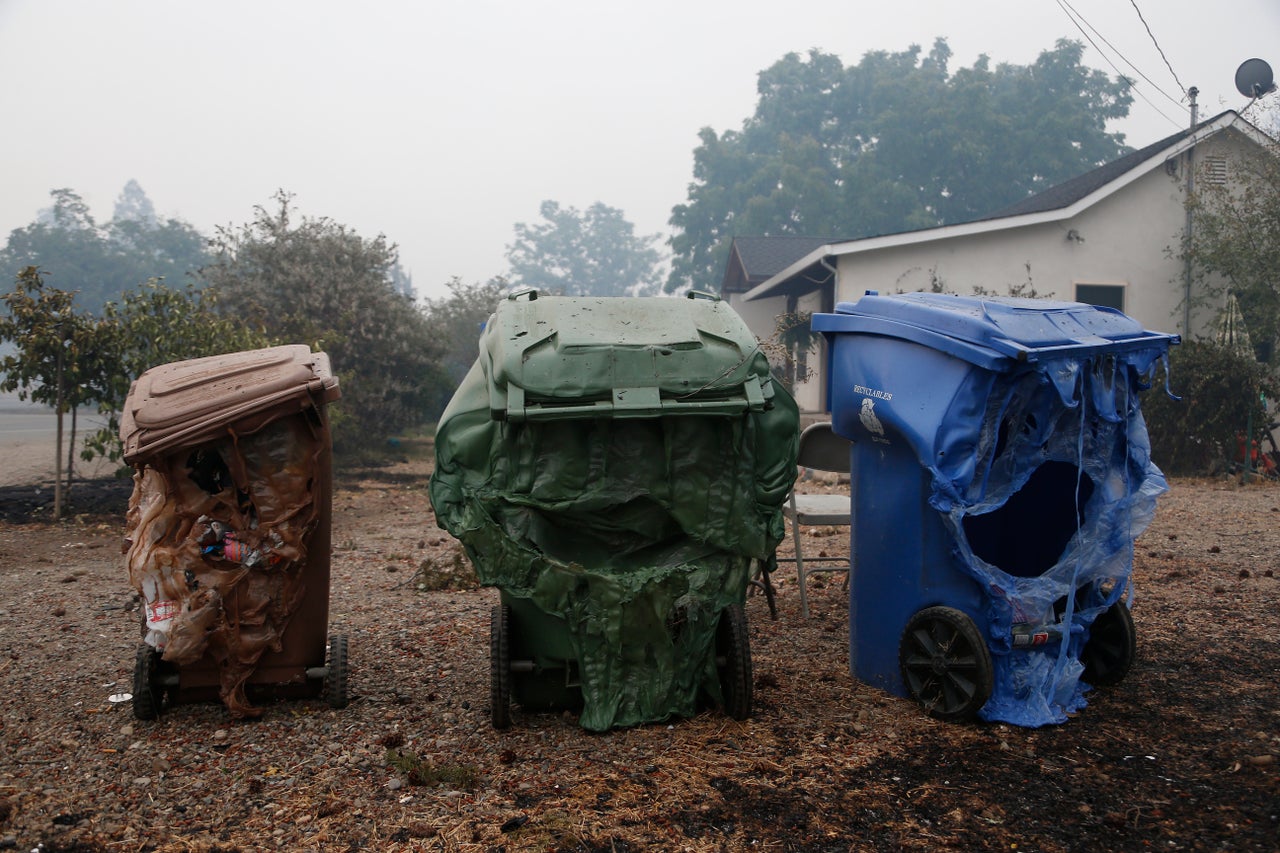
[1076,284,1125,312]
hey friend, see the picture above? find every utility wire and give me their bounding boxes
[1058,0,1184,112]
[1128,0,1189,99]
[1052,0,1183,130]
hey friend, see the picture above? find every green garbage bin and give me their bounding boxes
[430,290,798,731]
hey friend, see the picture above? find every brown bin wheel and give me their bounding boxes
[490,605,512,730]
[132,644,163,721]
[899,606,993,722]
[716,603,752,721]
[325,635,350,709]
[1082,601,1136,687]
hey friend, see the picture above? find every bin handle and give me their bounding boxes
[507,287,539,301]
[686,290,721,302]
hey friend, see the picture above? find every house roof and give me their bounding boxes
[743,110,1263,302]
[977,119,1210,220]
[720,236,831,294]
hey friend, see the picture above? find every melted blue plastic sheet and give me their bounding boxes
[933,347,1170,726]
[817,294,1177,726]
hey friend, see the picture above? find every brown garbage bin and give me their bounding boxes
[119,345,345,719]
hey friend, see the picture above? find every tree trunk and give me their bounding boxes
[53,349,64,520]
[66,405,78,499]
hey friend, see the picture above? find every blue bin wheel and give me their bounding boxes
[132,644,164,721]
[716,603,752,721]
[325,635,350,709]
[899,606,994,722]
[490,605,512,730]
[1082,601,1136,687]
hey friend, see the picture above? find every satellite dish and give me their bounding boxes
[1234,58,1276,98]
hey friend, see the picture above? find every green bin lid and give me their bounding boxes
[482,291,774,421]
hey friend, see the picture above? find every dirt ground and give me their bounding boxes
[0,449,1276,852]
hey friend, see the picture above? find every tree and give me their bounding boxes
[0,268,95,517]
[1,186,210,314]
[1180,124,1280,353]
[506,201,665,297]
[667,39,1134,292]
[0,269,271,512]
[113,178,157,225]
[421,276,509,419]
[198,191,444,450]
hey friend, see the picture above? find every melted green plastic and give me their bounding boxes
[430,295,798,730]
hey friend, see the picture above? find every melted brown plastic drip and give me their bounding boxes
[124,417,320,718]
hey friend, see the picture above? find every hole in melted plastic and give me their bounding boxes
[962,461,1095,578]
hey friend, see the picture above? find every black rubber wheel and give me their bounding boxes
[899,606,994,722]
[132,644,163,721]
[325,635,350,709]
[715,603,752,721]
[1081,601,1136,687]
[490,605,512,730]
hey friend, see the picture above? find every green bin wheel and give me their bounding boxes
[1082,601,1136,687]
[325,635,350,709]
[899,606,993,722]
[490,605,512,730]
[132,644,163,721]
[716,603,752,721]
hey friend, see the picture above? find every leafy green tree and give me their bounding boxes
[668,39,1134,292]
[506,201,665,296]
[0,269,270,510]
[421,276,509,419]
[1180,127,1280,353]
[1,186,211,314]
[198,191,444,450]
[0,268,95,516]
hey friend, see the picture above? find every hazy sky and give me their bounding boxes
[1,0,1276,300]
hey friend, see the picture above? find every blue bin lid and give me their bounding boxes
[812,292,1178,370]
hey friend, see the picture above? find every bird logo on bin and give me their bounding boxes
[860,397,885,439]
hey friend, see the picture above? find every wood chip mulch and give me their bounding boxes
[0,464,1276,852]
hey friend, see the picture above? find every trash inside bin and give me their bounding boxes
[120,345,346,720]
[812,292,1177,726]
[430,290,798,731]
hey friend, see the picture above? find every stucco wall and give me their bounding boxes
[831,130,1254,343]
[726,291,825,413]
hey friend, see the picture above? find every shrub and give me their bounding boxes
[1142,340,1277,475]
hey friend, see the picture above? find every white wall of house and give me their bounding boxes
[793,288,826,412]
[727,290,825,413]
[830,132,1261,343]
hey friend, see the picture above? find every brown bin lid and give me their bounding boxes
[120,345,340,463]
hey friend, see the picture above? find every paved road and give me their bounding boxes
[0,405,113,486]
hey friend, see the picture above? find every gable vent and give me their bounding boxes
[1203,156,1228,186]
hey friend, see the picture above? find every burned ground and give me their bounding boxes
[0,453,1275,851]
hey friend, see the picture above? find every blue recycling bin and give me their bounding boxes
[812,292,1177,726]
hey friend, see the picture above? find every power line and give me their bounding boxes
[1128,0,1189,99]
[1057,0,1184,112]
[1052,0,1184,130]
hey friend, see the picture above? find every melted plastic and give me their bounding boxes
[123,417,322,718]
[431,361,799,731]
[934,349,1169,726]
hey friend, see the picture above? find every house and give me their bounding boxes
[724,110,1274,412]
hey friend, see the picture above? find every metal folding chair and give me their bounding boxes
[779,422,852,617]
